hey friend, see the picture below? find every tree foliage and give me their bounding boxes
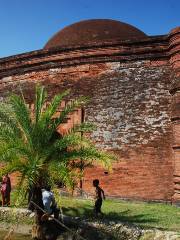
[0,85,114,197]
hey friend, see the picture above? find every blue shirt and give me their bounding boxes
[42,189,55,214]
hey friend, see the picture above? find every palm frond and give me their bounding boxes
[0,124,19,143]
[52,96,89,128]
[54,133,92,151]
[0,102,21,136]
[0,84,114,194]
[34,84,47,123]
[53,146,115,171]
[40,89,70,127]
[9,94,32,145]
[0,138,34,172]
[48,162,79,189]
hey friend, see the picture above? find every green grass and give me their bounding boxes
[4,190,180,232]
[59,197,180,231]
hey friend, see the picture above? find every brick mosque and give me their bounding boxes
[0,19,179,203]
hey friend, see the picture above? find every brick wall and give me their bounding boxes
[0,31,179,202]
[169,27,180,203]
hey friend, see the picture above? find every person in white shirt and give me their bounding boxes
[42,185,60,219]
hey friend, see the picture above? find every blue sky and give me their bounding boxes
[0,0,179,58]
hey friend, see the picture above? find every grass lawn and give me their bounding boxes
[8,190,180,232]
[59,197,180,232]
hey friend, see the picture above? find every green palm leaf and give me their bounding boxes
[34,84,47,124]
[40,89,70,127]
[0,84,114,199]
[53,96,89,128]
[9,94,32,146]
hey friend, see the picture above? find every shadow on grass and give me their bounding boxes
[61,206,170,231]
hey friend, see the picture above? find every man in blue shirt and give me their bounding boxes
[42,185,60,219]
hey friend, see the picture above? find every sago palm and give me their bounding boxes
[0,85,112,204]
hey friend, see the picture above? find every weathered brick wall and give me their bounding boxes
[169,27,180,203]
[82,61,174,201]
[0,32,179,202]
[0,59,174,201]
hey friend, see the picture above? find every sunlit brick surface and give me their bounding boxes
[0,27,179,203]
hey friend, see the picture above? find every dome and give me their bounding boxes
[44,19,147,49]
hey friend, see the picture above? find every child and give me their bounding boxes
[93,179,105,216]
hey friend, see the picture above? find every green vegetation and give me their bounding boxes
[59,197,180,231]
[0,85,113,202]
[2,190,180,232]
[0,194,179,233]
[0,85,114,239]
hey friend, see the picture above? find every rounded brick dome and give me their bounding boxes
[44,19,147,49]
